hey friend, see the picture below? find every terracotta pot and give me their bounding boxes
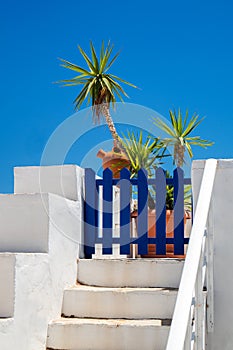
[97,148,130,178]
[141,209,191,258]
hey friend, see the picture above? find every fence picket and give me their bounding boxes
[174,167,185,255]
[155,167,167,255]
[84,168,97,257]
[120,168,131,254]
[102,168,113,254]
[137,169,149,255]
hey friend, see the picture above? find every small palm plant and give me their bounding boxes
[120,131,169,209]
[58,41,137,151]
[120,131,168,178]
[154,109,214,167]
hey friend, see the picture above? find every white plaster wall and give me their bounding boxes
[0,193,82,350]
[0,192,84,257]
[0,194,49,253]
[14,165,84,201]
[0,254,15,317]
[192,159,233,350]
[13,164,84,257]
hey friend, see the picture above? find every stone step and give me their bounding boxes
[47,318,170,350]
[77,258,184,288]
[62,284,177,319]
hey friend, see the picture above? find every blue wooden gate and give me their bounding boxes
[84,167,191,258]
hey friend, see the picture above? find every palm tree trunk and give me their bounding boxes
[101,103,125,152]
[174,143,185,167]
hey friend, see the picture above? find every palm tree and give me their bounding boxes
[58,41,137,151]
[154,109,214,167]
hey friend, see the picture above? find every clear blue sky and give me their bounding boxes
[1,0,233,192]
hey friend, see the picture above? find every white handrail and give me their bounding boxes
[166,159,217,350]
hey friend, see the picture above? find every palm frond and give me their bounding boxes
[59,58,91,76]
[182,116,204,137]
[120,130,169,177]
[99,42,113,73]
[154,118,176,138]
[78,45,96,73]
[58,41,136,117]
[185,141,193,158]
[169,110,179,134]
[183,109,189,129]
[110,74,138,88]
[89,41,99,71]
[73,84,89,109]
[106,75,129,97]
[177,109,183,134]
[105,51,120,72]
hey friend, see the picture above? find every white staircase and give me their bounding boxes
[46,258,184,350]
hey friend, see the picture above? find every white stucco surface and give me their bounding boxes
[0,194,49,253]
[14,164,84,201]
[0,192,82,350]
[192,159,233,350]
[0,192,83,255]
[0,254,15,317]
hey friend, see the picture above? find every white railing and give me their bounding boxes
[166,159,217,350]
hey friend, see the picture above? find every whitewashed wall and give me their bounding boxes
[192,159,233,350]
[0,165,84,350]
[0,254,15,317]
[0,193,81,349]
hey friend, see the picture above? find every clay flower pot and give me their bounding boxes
[143,209,191,258]
[131,209,191,258]
[97,148,130,178]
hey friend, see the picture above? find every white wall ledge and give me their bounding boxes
[14,165,84,201]
[193,159,233,170]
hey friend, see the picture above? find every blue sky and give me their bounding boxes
[0,0,233,192]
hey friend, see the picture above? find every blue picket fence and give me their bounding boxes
[84,167,191,258]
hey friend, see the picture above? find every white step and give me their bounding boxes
[77,258,184,288]
[47,318,170,350]
[62,284,177,319]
